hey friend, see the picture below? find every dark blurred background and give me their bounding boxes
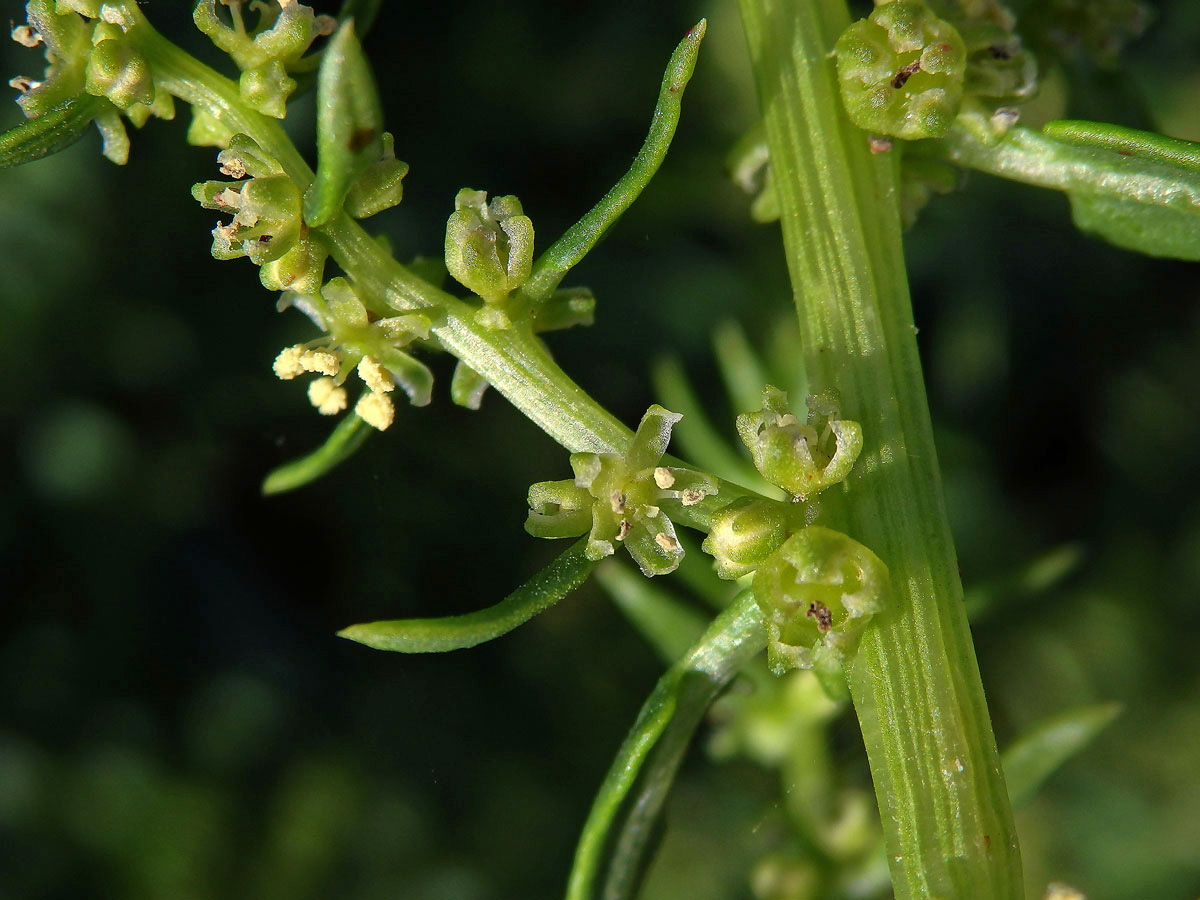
[1,1,1199,898]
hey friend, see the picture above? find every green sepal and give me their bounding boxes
[187,107,235,148]
[55,0,102,15]
[303,20,384,227]
[526,479,593,540]
[195,173,303,264]
[0,94,103,168]
[261,413,372,496]
[377,346,433,408]
[530,287,595,333]
[239,60,297,119]
[450,360,490,410]
[1002,703,1121,808]
[218,134,284,179]
[84,26,154,109]
[626,404,681,472]
[259,239,328,294]
[835,0,967,140]
[338,536,597,653]
[93,107,128,164]
[752,526,890,677]
[344,132,409,219]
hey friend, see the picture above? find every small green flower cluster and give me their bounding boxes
[192,0,334,122]
[9,0,174,163]
[703,387,863,580]
[834,0,1036,141]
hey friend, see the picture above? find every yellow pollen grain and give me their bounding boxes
[356,391,395,431]
[357,356,395,393]
[308,377,347,415]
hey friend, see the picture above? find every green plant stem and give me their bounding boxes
[737,1,1022,898]
[134,18,752,531]
[564,590,765,900]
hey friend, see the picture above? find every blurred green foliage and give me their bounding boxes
[2,1,1199,898]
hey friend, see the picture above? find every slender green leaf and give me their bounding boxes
[565,590,763,900]
[261,414,372,496]
[712,319,772,418]
[303,20,384,227]
[517,20,707,305]
[0,95,104,169]
[338,537,596,652]
[933,117,1200,260]
[1002,703,1122,808]
[336,0,384,38]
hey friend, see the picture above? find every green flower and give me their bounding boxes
[834,0,967,140]
[526,406,717,576]
[736,387,862,500]
[753,527,889,683]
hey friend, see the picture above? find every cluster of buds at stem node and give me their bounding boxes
[525,406,717,576]
[753,527,889,692]
[193,135,327,293]
[835,0,967,140]
[193,0,335,120]
[736,387,863,500]
[272,277,434,431]
[445,189,534,328]
[9,0,174,164]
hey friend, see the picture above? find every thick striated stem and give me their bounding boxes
[736,0,1023,896]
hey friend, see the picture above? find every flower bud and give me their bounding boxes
[444,189,534,305]
[835,0,966,140]
[701,497,792,580]
[240,60,297,119]
[85,25,154,109]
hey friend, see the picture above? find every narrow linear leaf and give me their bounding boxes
[1043,120,1200,172]
[933,118,1200,261]
[712,319,772,418]
[261,414,372,496]
[1002,703,1122,808]
[565,591,764,900]
[0,95,104,169]
[596,561,708,665]
[304,19,384,227]
[338,537,596,652]
[517,20,707,305]
[335,0,384,39]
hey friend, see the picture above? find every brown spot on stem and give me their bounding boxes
[987,44,1014,60]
